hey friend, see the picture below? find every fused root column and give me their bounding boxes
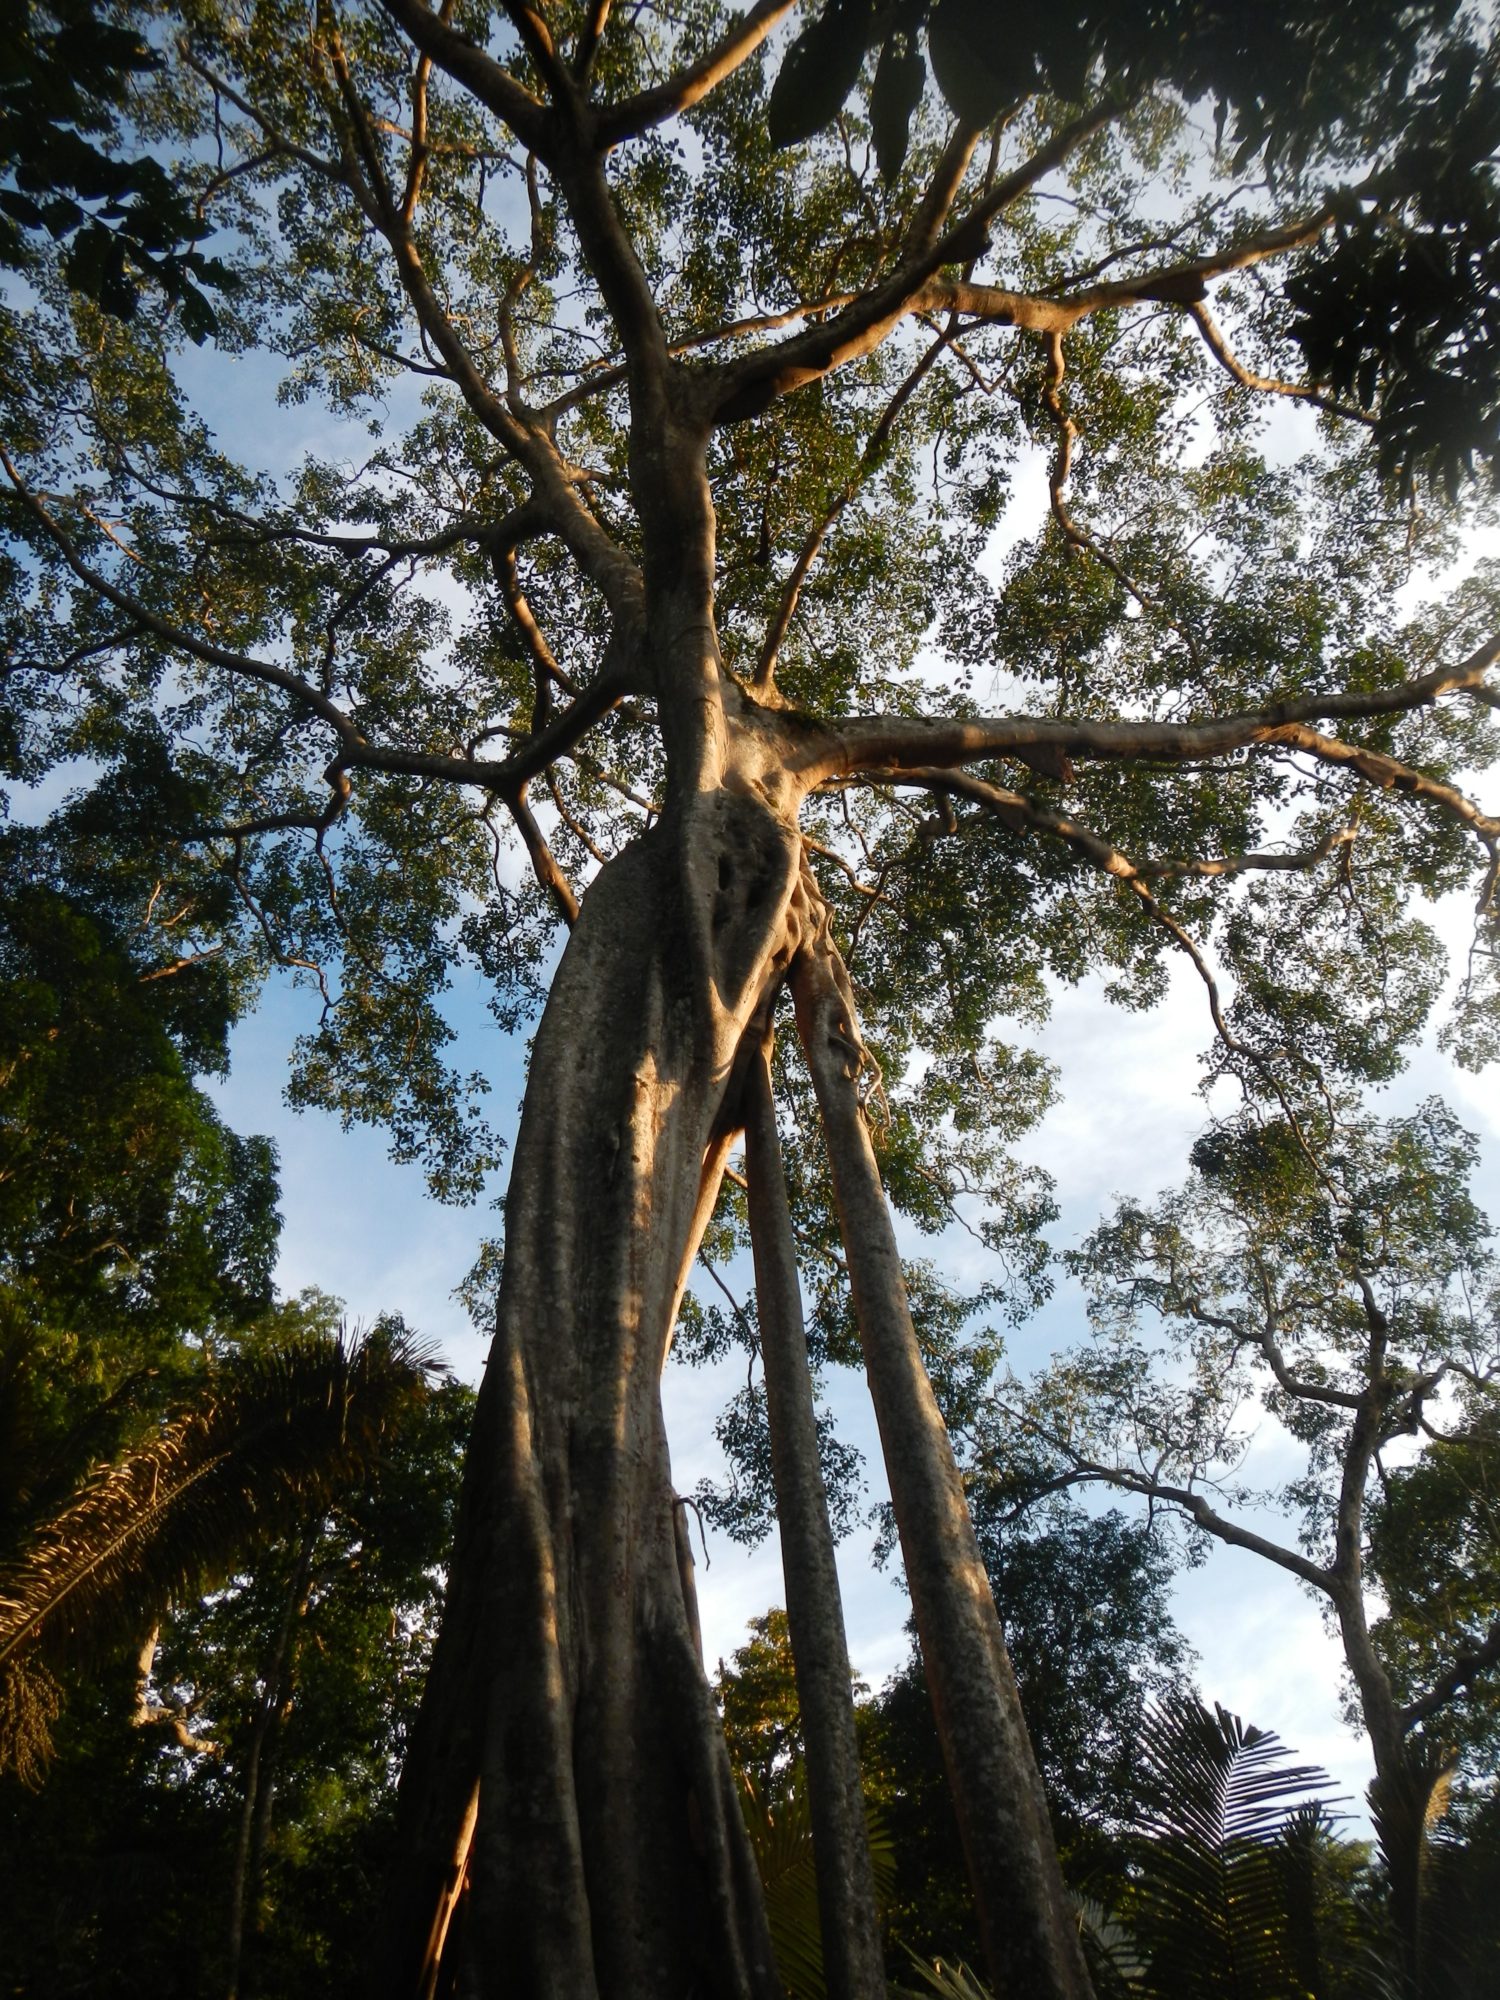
[791,906,1095,2000]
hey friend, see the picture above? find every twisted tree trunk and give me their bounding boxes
[382,353,1091,1986]
[382,778,803,1999]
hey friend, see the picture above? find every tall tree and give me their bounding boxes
[1003,1096,1499,1983]
[4,3,1499,1994]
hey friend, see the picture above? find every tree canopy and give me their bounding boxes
[3,2,1499,1996]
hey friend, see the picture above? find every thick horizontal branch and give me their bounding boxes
[913,208,1334,336]
[806,643,1500,792]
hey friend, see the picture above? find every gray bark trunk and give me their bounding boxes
[382,789,801,1999]
[791,907,1093,2000]
[743,1042,886,2000]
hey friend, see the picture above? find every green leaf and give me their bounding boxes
[767,0,876,149]
[926,0,1037,128]
[871,37,926,183]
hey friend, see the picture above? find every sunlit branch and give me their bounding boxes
[713,100,1120,423]
[508,788,580,925]
[1190,300,1376,426]
[500,0,572,103]
[545,767,610,870]
[496,545,580,698]
[889,764,1360,890]
[811,640,1500,800]
[920,207,1335,332]
[1275,721,1500,908]
[595,0,799,147]
[571,0,612,84]
[212,761,354,843]
[401,8,441,223]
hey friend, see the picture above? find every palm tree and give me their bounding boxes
[0,1317,443,1784]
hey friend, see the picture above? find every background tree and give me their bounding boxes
[1000,1095,1499,1983]
[0,1355,474,2000]
[4,2,1500,1994]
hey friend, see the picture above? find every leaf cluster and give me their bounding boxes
[1,0,236,338]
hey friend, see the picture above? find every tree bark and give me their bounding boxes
[743,1040,886,2000]
[227,1529,318,2000]
[790,893,1093,2000]
[382,786,803,1999]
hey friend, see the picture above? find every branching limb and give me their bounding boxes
[811,641,1500,813]
[884,762,1377,1181]
[317,16,645,619]
[2,452,364,751]
[495,544,580,701]
[375,0,549,153]
[507,789,579,925]
[1400,1618,1500,1729]
[571,0,612,85]
[4,449,628,810]
[595,0,799,148]
[1189,300,1376,426]
[754,330,947,691]
[998,1400,1335,1591]
[714,101,1119,424]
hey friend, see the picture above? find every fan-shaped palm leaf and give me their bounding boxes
[1128,1695,1343,2000]
[0,1321,443,1779]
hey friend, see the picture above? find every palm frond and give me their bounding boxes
[1077,1896,1147,1997]
[894,1948,996,1999]
[0,1652,60,1790]
[1128,1695,1343,2000]
[737,1766,894,2000]
[0,1321,443,1778]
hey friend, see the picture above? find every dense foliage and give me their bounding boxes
[3,0,1499,1994]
